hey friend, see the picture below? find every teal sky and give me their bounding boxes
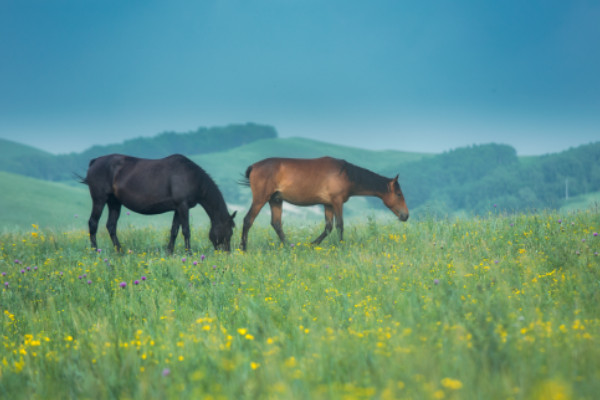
[1,0,598,155]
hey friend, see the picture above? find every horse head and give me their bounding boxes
[209,211,237,251]
[382,175,409,222]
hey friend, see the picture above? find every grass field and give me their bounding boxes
[1,210,599,399]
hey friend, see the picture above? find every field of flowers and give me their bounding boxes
[1,210,599,399]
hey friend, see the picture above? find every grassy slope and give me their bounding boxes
[0,138,51,159]
[0,171,90,231]
[3,136,600,231]
[561,191,600,213]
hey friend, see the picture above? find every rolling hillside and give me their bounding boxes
[1,126,599,230]
[0,136,431,231]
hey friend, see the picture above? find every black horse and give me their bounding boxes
[81,154,236,253]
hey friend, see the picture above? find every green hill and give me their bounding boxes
[0,137,431,231]
[0,123,277,181]
[0,171,90,231]
[2,125,599,229]
[383,142,600,216]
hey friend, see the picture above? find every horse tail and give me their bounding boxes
[74,157,99,185]
[74,173,88,185]
[237,165,252,187]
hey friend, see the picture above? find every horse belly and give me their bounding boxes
[114,183,177,215]
[279,187,332,206]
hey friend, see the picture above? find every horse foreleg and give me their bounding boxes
[241,201,266,251]
[168,211,181,254]
[333,202,344,242]
[312,205,334,245]
[106,198,122,251]
[179,207,191,253]
[88,200,105,249]
[269,198,286,244]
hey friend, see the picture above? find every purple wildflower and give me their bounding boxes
[433,279,440,285]
[594,232,598,237]
[119,281,127,288]
[20,269,25,274]
[200,255,206,261]
[141,276,147,281]
[4,282,8,288]
[162,368,170,377]
[134,280,140,285]
[182,257,186,263]
[87,280,92,284]
[193,261,198,266]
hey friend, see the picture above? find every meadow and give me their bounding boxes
[1,210,599,399]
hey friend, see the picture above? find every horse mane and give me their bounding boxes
[196,169,228,216]
[339,160,391,193]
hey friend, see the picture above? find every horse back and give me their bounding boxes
[247,157,351,204]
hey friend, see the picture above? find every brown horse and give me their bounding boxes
[81,154,236,253]
[240,157,409,250]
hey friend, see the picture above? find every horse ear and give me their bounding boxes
[230,211,237,221]
[393,174,399,182]
[388,175,399,192]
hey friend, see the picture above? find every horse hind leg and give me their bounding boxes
[88,199,106,249]
[269,197,286,244]
[179,207,192,254]
[106,197,122,251]
[312,205,334,245]
[241,199,268,251]
[167,211,181,254]
[333,202,344,242]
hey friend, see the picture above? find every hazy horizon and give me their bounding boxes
[1,1,598,156]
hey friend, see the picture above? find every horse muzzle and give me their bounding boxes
[397,210,409,222]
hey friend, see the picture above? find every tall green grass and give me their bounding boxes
[1,211,599,399]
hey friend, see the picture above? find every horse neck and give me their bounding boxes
[345,164,389,199]
[197,182,230,225]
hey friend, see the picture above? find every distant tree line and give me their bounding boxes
[382,142,600,216]
[0,123,277,181]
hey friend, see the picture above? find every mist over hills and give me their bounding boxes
[0,122,599,229]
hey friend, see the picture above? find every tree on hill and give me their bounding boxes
[384,142,600,216]
[0,123,277,181]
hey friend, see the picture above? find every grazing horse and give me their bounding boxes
[81,154,236,253]
[240,156,409,250]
